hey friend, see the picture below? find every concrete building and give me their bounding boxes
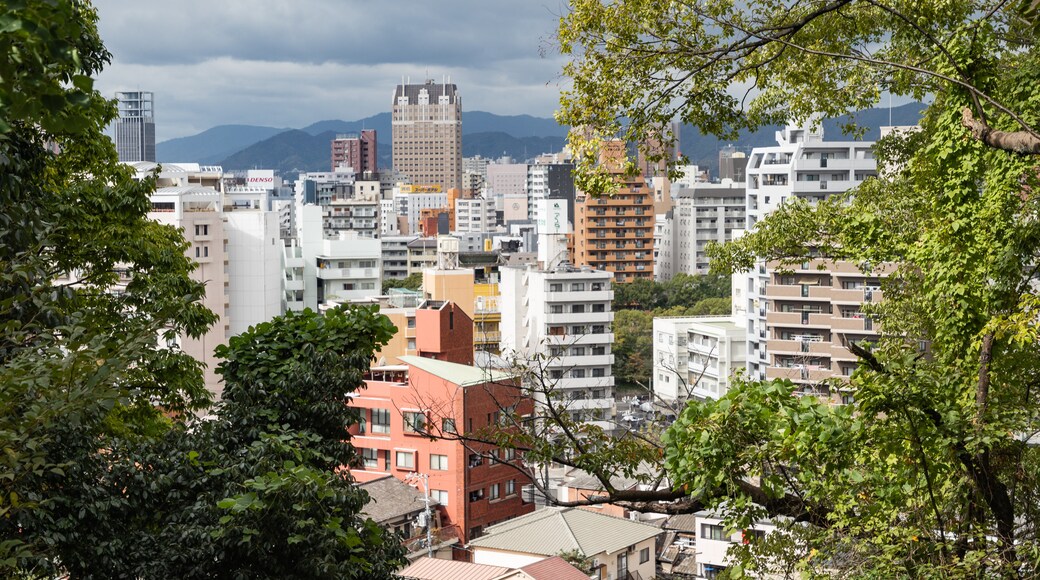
[115,91,155,162]
[331,130,377,173]
[525,162,576,224]
[486,162,528,210]
[407,237,439,275]
[469,507,661,580]
[291,205,381,310]
[455,197,497,233]
[719,144,748,182]
[652,316,747,402]
[382,234,418,280]
[762,258,883,398]
[743,123,879,385]
[351,355,534,543]
[692,511,778,578]
[572,141,655,283]
[654,179,746,280]
[394,185,449,235]
[392,79,462,191]
[500,264,616,426]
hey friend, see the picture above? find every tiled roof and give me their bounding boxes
[518,556,591,580]
[359,476,434,523]
[469,507,663,557]
[397,557,508,580]
[399,355,516,388]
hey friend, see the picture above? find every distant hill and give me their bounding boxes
[219,129,339,175]
[156,124,287,164]
[186,103,926,178]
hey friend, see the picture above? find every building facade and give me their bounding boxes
[331,130,377,173]
[115,91,155,162]
[743,123,879,385]
[499,264,616,426]
[392,80,462,191]
[654,179,746,280]
[572,141,654,283]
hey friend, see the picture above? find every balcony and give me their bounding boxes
[766,366,834,383]
[769,311,830,328]
[284,278,305,291]
[316,267,377,280]
[765,284,829,301]
[767,339,832,356]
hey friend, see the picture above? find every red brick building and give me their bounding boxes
[351,354,533,543]
[331,129,377,173]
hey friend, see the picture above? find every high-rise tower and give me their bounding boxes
[391,79,462,191]
[115,91,156,162]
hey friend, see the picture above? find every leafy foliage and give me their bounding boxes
[559,0,1040,575]
[382,272,423,295]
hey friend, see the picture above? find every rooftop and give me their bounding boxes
[397,557,508,580]
[398,355,515,388]
[359,475,434,523]
[468,507,663,557]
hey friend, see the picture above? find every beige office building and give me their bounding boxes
[391,79,462,191]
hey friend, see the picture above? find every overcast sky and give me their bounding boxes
[92,0,571,142]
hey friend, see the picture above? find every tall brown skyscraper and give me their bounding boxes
[391,79,462,191]
[331,130,377,173]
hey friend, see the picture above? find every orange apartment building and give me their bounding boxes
[572,140,655,283]
[351,298,533,543]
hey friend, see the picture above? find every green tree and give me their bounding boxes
[0,3,406,576]
[45,306,406,578]
[557,0,1040,575]
[0,0,216,569]
[382,272,423,294]
[612,309,655,388]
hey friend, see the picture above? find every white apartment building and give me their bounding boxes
[500,264,616,427]
[654,179,746,280]
[743,123,878,383]
[694,511,778,579]
[323,196,380,239]
[288,205,381,310]
[135,162,284,399]
[379,199,399,235]
[653,316,746,401]
[454,197,497,233]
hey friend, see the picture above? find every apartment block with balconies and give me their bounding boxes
[500,264,617,428]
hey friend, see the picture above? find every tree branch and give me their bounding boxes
[962,107,1040,155]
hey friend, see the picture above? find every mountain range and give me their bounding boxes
[156,103,926,177]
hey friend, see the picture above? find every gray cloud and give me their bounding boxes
[92,0,571,140]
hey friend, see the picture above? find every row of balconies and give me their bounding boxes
[766,284,883,304]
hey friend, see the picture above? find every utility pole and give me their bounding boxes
[406,472,434,558]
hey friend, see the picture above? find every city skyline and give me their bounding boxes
[92,0,569,142]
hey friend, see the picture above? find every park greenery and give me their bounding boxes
[0,2,405,576]
[554,0,1040,576]
[381,271,423,295]
[610,273,731,389]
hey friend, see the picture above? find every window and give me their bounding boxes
[570,325,587,334]
[571,369,586,378]
[403,411,426,434]
[701,523,727,541]
[361,448,378,469]
[371,409,391,434]
[501,447,516,462]
[468,453,483,468]
[194,224,209,236]
[592,368,606,378]
[592,303,605,313]
[592,346,606,356]
[640,547,651,563]
[570,304,585,313]
[549,283,563,292]
[431,489,449,506]
[442,418,457,434]
[469,489,485,502]
[395,450,415,470]
[506,479,516,496]
[430,454,448,470]
[407,317,415,328]
[617,552,628,577]
[356,412,366,434]
[570,282,585,291]
[571,346,586,356]
[742,529,766,544]
[550,304,564,314]
[407,338,416,350]
[489,483,500,500]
